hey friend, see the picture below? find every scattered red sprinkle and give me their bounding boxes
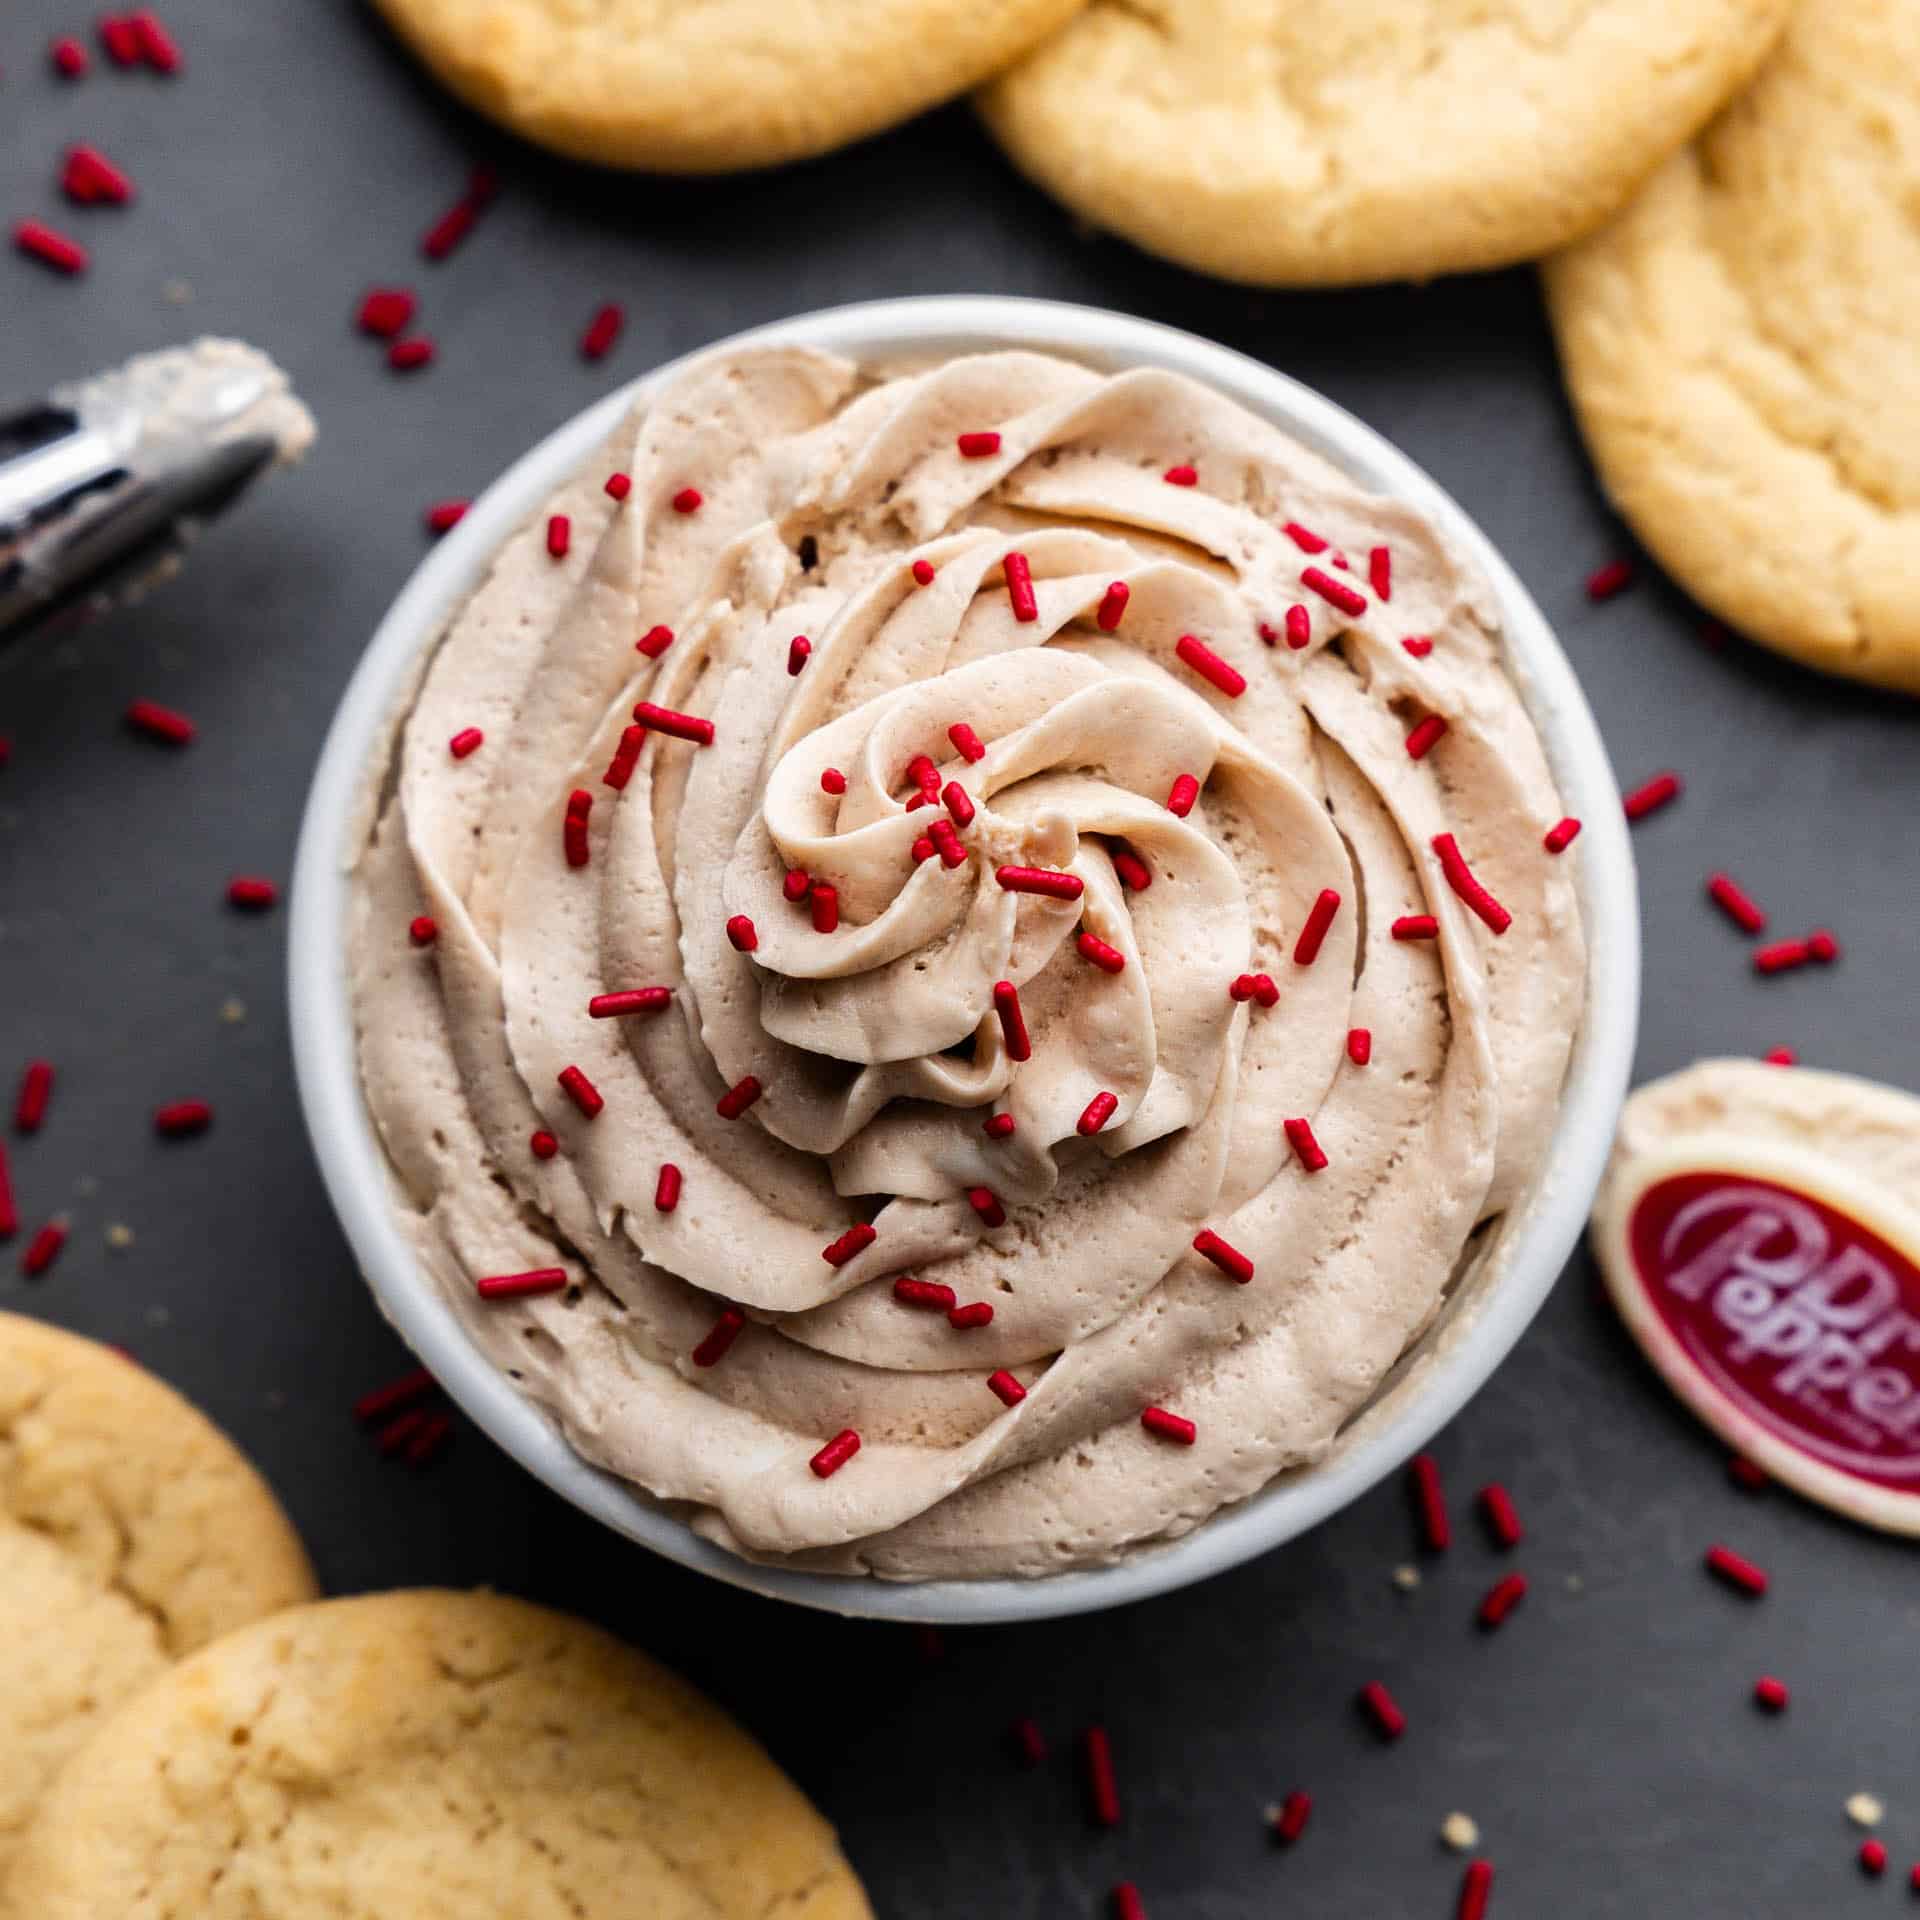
[1164,463,1198,486]
[1192,1228,1253,1284]
[129,9,180,70]
[906,753,941,800]
[425,499,469,534]
[1078,1090,1119,1136]
[1282,521,1328,555]
[1405,714,1448,760]
[692,1307,745,1368]
[810,1429,861,1478]
[448,726,484,760]
[588,988,671,1018]
[1085,1726,1122,1826]
[1728,1454,1769,1489]
[1368,545,1392,602]
[1457,1859,1494,1920]
[1347,1027,1371,1065]
[1762,1048,1796,1068]
[1861,1840,1888,1879]
[1112,1886,1146,1920]
[1293,888,1342,966]
[996,865,1082,901]
[822,1221,876,1267]
[781,870,811,906]
[1004,551,1038,623]
[1301,567,1367,618]
[126,697,194,744]
[98,15,141,65]
[1544,817,1582,854]
[1259,621,1281,647]
[1011,1715,1047,1763]
[0,1140,15,1239]
[1358,1681,1405,1741]
[1586,558,1635,601]
[991,980,1032,1062]
[716,1075,762,1120]
[1707,873,1767,935]
[356,287,416,338]
[1753,1675,1789,1713]
[1479,1483,1522,1548]
[1402,635,1434,658]
[476,1267,567,1300]
[1623,771,1682,821]
[943,781,975,828]
[725,915,758,954]
[1141,1405,1196,1445]
[957,430,1002,457]
[911,558,936,586]
[603,471,632,503]
[1285,605,1312,649]
[787,635,812,676]
[637,624,675,659]
[1166,772,1200,817]
[1478,1571,1528,1630]
[983,1112,1016,1139]
[632,701,714,746]
[557,1064,603,1118]
[1251,972,1279,1007]
[1111,845,1151,891]
[1808,927,1841,964]
[603,724,647,790]
[546,513,571,559]
[15,1062,53,1134]
[1754,938,1810,976]
[1433,833,1512,935]
[62,144,134,205]
[671,487,702,515]
[1229,975,1256,1003]
[1175,633,1246,699]
[563,787,593,868]
[929,819,966,868]
[409,915,438,946]
[352,1366,438,1425]
[153,1099,212,1138]
[911,835,937,865]
[51,35,90,76]
[1705,1543,1769,1597]
[579,302,623,361]
[1284,1117,1327,1173]
[1410,1453,1450,1551]
[810,769,844,800]
[1393,915,1439,940]
[21,1219,67,1278]
[1077,930,1126,975]
[1096,582,1130,631]
[989,1369,1027,1407]
[944,724,985,766]
[810,883,840,934]
[530,1129,558,1159]
[948,1301,994,1330]
[388,336,436,373]
[420,168,496,260]
[894,1277,957,1312]
[1273,1790,1312,1846]
[968,1186,1007,1229]
[640,1163,679,1218]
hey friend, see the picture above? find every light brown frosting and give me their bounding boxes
[350,346,1585,1579]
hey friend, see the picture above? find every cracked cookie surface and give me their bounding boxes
[1546,0,1920,691]
[3,1589,873,1919]
[979,0,1790,286]
[0,1313,316,1883]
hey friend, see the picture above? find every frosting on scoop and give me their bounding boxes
[350,346,1585,1579]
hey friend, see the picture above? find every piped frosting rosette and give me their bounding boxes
[351,346,1586,1578]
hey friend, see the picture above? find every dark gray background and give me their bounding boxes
[6,6,1918,1914]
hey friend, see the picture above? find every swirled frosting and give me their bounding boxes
[350,345,1586,1580]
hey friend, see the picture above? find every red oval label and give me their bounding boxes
[1630,1171,1920,1491]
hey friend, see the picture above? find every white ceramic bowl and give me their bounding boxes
[290,296,1640,1624]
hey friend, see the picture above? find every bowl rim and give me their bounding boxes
[288,294,1640,1623]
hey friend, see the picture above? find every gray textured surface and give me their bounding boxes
[6,7,1920,1914]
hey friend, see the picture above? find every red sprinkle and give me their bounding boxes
[1586,558,1635,601]
[1405,714,1448,760]
[810,883,840,934]
[1085,1726,1121,1827]
[1479,1482,1523,1548]
[1097,582,1130,631]
[1273,1790,1312,1846]
[1141,1405,1195,1445]
[948,1301,994,1330]
[820,768,847,795]
[787,635,812,676]
[692,1307,745,1367]
[943,781,975,828]
[1478,1571,1528,1630]
[983,1112,1016,1139]
[129,10,180,71]
[545,513,571,559]
[588,988,671,1018]
[352,1366,438,1425]
[357,287,416,337]
[387,336,436,373]
[421,167,497,260]
[1707,873,1767,935]
[153,1099,212,1137]
[911,559,937,586]
[1301,567,1367,618]
[62,144,134,205]
[810,1429,861,1478]
[1393,914,1439,940]
[632,701,714,746]
[563,788,593,868]
[1762,1048,1796,1069]
[911,835,937,865]
[448,726,484,760]
[1282,521,1328,555]
[425,499,469,534]
[126,697,194,744]
[726,914,758,953]
[671,487,702,515]
[1077,930,1126,975]
[603,724,647,790]
[1192,1228,1253,1284]
[637,625,676,659]
[530,1129,558,1160]
[1458,1859,1494,1920]
[1753,1675,1789,1713]
[1347,1027,1372,1065]
[1358,1681,1405,1741]
[605,471,632,501]
[1229,975,1256,1003]
[1729,1457,1769,1495]
[968,1186,1007,1229]
[716,1075,762,1120]
[992,981,1032,1061]
[1004,551,1038,623]
[1111,846,1152,891]
[1544,817,1582,854]
[0,1140,15,1239]
[1164,464,1198,486]
[1808,927,1841,964]
[894,1277,957,1312]
[1623,771,1682,821]
[929,819,966,869]
[1293,888,1342,965]
[649,1163,682,1213]
[1403,635,1434,658]
[996,865,1083,900]
[1166,773,1200,817]
[1433,833,1512,935]
[957,430,1002,457]
[1078,1090,1119,1136]
[906,753,941,800]
[1112,1886,1146,1920]
[1410,1452,1450,1551]
[409,915,438,947]
[1705,1543,1769,1597]
[1175,633,1246,699]
[99,16,141,64]
[947,723,986,764]
[989,1369,1027,1407]
[1259,622,1281,647]
[1754,939,1810,976]
[782,869,812,905]
[822,1221,876,1267]
[1369,545,1392,602]
[557,1065,603,1118]
[476,1267,567,1300]
[579,302,623,361]
[15,1062,54,1134]
[1010,1716,1047,1763]
[1860,1840,1888,1879]
[21,1219,67,1278]
[1285,605,1312,649]
[1284,1117,1327,1172]
[51,35,90,76]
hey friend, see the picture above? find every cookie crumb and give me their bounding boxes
[105,1222,134,1250]
[220,996,248,1025]
[1391,1563,1421,1592]
[1847,1793,1885,1830]
[1441,1813,1480,1852]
